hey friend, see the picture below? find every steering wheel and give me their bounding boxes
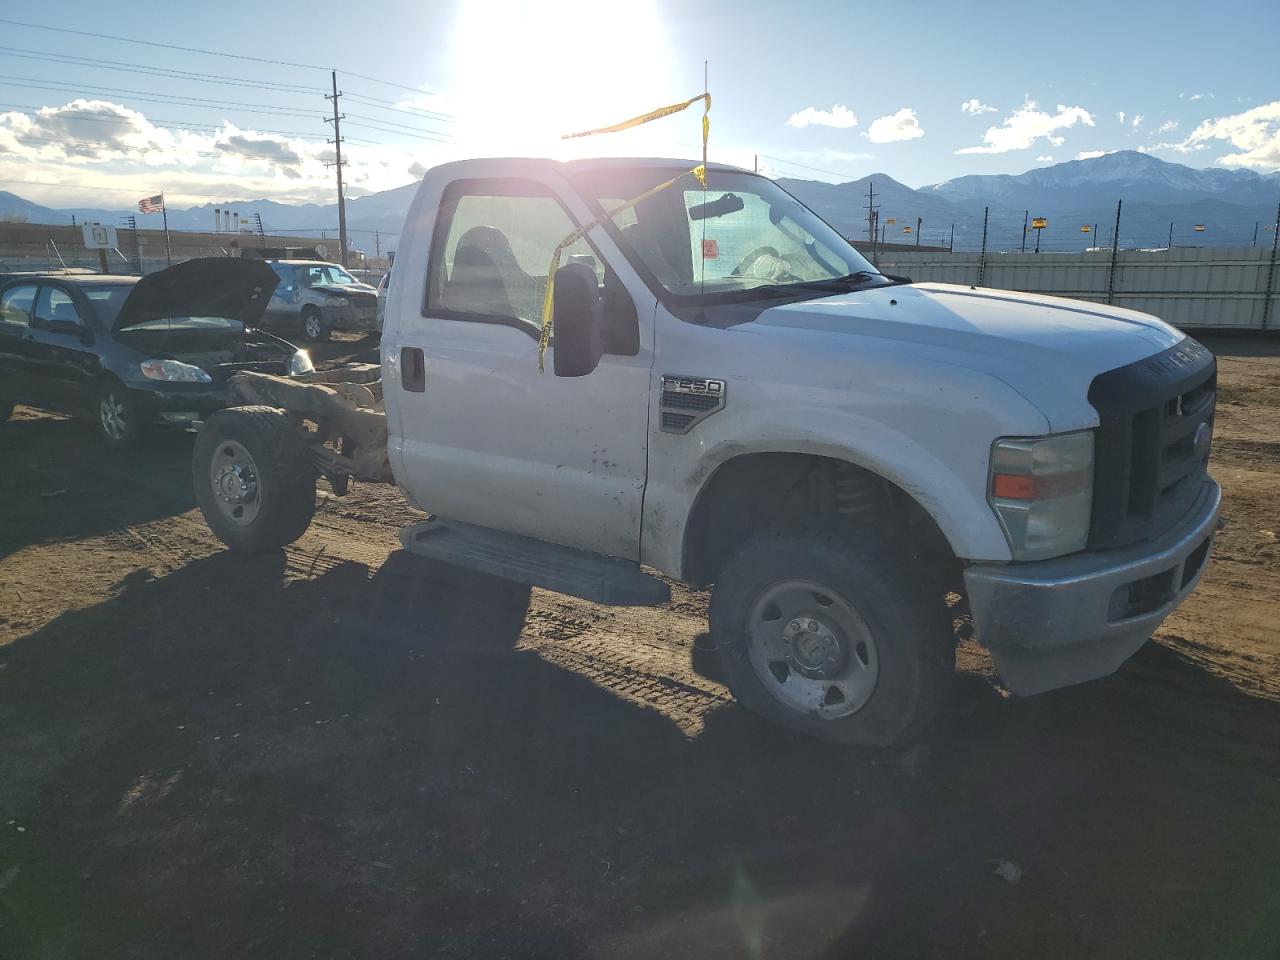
[729,245,802,283]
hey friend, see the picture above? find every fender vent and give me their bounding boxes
[660,375,725,434]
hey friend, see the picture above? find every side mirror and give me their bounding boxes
[552,262,603,378]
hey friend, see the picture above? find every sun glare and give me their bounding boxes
[448,0,689,160]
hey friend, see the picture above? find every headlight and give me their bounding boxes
[328,296,349,306]
[140,359,212,383]
[989,431,1094,561]
[288,349,314,376]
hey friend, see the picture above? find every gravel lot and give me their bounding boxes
[1,333,1278,959]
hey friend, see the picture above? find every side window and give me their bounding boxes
[426,182,602,326]
[0,284,37,327]
[33,287,83,327]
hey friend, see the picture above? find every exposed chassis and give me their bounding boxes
[227,366,391,493]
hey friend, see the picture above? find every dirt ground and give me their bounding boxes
[1,333,1278,959]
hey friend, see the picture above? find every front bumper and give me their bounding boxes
[963,478,1221,695]
[125,381,233,424]
[321,303,379,332]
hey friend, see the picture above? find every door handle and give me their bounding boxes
[401,347,425,392]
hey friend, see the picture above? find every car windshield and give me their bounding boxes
[571,168,882,302]
[81,285,133,326]
[301,264,358,287]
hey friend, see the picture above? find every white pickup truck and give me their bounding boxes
[191,157,1220,747]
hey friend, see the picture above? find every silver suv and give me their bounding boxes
[263,260,378,342]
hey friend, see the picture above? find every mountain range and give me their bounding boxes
[2,151,1277,254]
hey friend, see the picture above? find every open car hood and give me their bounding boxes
[112,258,279,332]
[310,282,376,298]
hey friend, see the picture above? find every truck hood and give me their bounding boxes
[113,258,279,332]
[740,281,1185,430]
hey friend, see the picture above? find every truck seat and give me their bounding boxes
[447,225,538,321]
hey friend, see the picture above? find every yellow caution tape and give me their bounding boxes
[538,92,712,370]
[561,92,709,141]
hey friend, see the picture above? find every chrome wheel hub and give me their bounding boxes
[208,441,261,526]
[746,579,879,719]
[100,394,127,440]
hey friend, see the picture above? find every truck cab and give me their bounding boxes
[196,157,1219,747]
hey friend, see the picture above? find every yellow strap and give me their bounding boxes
[538,167,701,370]
[538,91,712,370]
[561,92,709,141]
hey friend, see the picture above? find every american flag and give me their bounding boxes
[138,194,164,214]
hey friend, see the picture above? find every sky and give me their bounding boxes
[0,0,1277,212]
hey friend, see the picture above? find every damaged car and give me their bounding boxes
[0,258,312,445]
[262,259,380,342]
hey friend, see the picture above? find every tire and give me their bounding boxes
[708,525,954,747]
[193,405,317,552]
[94,379,144,447]
[300,308,329,342]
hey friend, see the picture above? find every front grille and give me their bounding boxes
[1088,338,1216,550]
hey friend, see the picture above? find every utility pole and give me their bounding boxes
[1253,221,1260,247]
[915,216,922,247]
[1021,209,1029,252]
[949,224,955,253]
[254,212,265,238]
[1263,201,1280,329]
[978,206,989,286]
[1107,199,1123,304]
[865,179,877,244]
[1168,221,1174,248]
[325,70,349,267]
[375,229,381,258]
[753,153,758,173]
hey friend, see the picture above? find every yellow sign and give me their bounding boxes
[885,218,896,224]
[1031,217,1048,229]
[1080,225,1091,232]
[1194,224,1206,232]
[902,226,912,234]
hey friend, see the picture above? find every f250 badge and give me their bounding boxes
[659,376,727,434]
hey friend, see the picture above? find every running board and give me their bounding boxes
[399,518,671,607]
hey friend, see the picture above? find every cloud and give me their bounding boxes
[1116,111,1126,124]
[1077,150,1108,160]
[865,108,924,143]
[214,133,304,166]
[1035,155,1055,162]
[1158,119,1179,133]
[1180,92,1213,101]
[956,100,1095,154]
[1131,114,1144,129]
[1183,99,1280,171]
[785,104,858,129]
[961,99,997,115]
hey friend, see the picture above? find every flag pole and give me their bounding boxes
[161,192,172,268]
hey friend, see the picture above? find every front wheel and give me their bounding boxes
[300,308,329,342]
[193,406,317,552]
[94,380,143,447]
[709,526,954,747]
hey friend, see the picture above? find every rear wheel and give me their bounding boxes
[709,525,954,747]
[193,405,316,552]
[301,308,328,342]
[94,380,143,447]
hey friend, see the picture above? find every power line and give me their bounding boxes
[758,153,863,182]
[0,74,321,114]
[343,121,456,144]
[343,91,453,122]
[9,134,334,164]
[0,17,447,101]
[0,17,327,70]
[0,78,325,120]
[0,102,362,141]
[0,47,327,94]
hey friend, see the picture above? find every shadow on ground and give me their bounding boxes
[0,416,195,560]
[1,549,1278,959]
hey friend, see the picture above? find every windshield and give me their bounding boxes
[81,285,134,326]
[301,264,358,287]
[571,168,880,301]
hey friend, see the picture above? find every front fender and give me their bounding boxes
[641,388,1050,579]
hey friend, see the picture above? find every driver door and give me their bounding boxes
[390,177,653,561]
